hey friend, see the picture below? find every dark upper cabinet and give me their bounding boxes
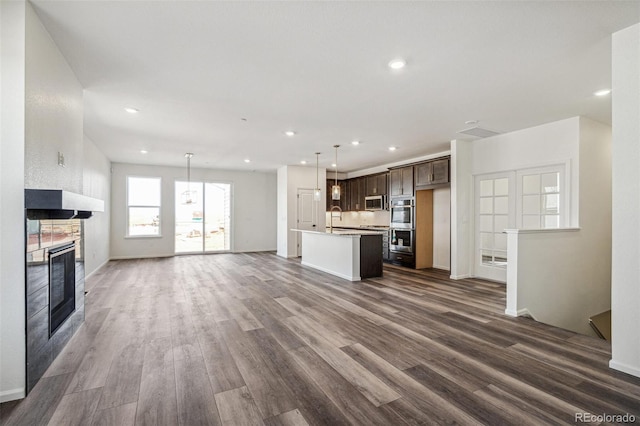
[366,173,388,196]
[347,178,366,211]
[431,158,449,185]
[415,158,450,189]
[390,166,414,197]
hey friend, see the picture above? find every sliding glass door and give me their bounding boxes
[175,181,231,254]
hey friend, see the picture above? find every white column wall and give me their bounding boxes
[611,23,640,378]
[83,136,111,277]
[0,0,27,403]
[450,139,473,279]
[433,187,451,271]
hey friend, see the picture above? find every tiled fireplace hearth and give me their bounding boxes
[25,219,85,393]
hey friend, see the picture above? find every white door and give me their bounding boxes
[474,173,515,282]
[297,188,317,257]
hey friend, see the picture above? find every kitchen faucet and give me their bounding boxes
[329,205,342,233]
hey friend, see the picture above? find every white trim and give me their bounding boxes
[505,308,533,318]
[503,227,580,234]
[0,388,25,403]
[124,234,163,239]
[609,360,640,378]
[301,260,360,281]
[232,249,277,253]
[109,254,174,260]
[84,258,110,280]
[449,274,470,280]
[432,265,450,271]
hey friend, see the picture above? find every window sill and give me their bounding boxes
[125,235,163,239]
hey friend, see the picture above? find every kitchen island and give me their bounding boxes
[293,229,383,281]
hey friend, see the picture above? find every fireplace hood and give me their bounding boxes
[25,189,104,220]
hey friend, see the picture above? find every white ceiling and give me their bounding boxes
[31,1,640,173]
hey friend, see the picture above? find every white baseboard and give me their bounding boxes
[505,308,533,318]
[0,387,25,403]
[109,254,174,260]
[449,274,470,280]
[84,258,110,280]
[610,360,640,378]
[432,264,451,271]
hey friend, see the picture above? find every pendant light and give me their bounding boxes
[314,152,322,201]
[332,145,341,200]
[181,152,197,205]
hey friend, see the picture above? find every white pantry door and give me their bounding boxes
[297,188,317,257]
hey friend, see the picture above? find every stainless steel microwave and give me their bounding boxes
[365,195,386,211]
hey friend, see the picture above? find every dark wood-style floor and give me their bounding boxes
[2,252,640,425]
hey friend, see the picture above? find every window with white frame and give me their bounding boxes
[127,177,161,236]
[517,165,566,229]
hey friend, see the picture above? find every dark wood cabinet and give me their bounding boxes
[415,158,450,189]
[390,166,414,197]
[347,178,366,211]
[359,234,383,279]
[366,173,388,196]
[431,158,449,185]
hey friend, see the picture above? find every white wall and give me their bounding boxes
[0,0,27,403]
[83,136,111,276]
[433,187,451,270]
[276,165,327,258]
[611,23,640,378]
[24,2,83,193]
[276,166,288,257]
[506,228,609,336]
[450,139,473,279]
[472,117,580,227]
[111,163,277,258]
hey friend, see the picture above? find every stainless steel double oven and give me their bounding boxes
[389,197,415,264]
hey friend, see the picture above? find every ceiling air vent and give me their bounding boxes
[457,125,501,138]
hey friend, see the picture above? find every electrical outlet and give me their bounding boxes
[57,152,65,167]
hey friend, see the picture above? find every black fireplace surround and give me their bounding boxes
[24,188,103,394]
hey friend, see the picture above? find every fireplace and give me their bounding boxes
[23,189,103,394]
[25,219,85,393]
[48,242,76,337]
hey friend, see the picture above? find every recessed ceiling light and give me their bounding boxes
[300,160,307,165]
[388,59,406,70]
[285,130,296,137]
[465,120,479,125]
[351,140,360,146]
[332,163,337,167]
[594,89,611,97]
[140,150,148,154]
[125,107,139,114]
[244,159,251,163]
[388,146,397,151]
